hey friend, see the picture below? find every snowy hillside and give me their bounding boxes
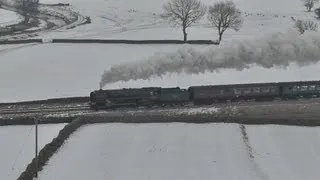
[37,0,318,40]
[0,41,319,102]
[0,0,319,102]
[0,124,66,180]
[0,43,207,102]
[0,8,23,27]
[37,123,320,180]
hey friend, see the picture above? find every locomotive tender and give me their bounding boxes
[90,80,320,110]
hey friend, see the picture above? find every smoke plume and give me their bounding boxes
[100,31,320,88]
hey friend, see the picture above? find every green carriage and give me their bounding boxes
[280,81,320,99]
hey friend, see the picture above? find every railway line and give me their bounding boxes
[1,97,320,126]
[1,97,319,116]
[0,105,90,115]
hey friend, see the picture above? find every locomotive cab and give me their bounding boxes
[90,89,112,110]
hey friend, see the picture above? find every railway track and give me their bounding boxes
[1,97,320,117]
[0,105,91,115]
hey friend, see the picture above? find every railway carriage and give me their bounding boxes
[189,82,280,104]
[279,80,320,99]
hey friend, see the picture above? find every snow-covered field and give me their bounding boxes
[37,0,317,41]
[0,0,319,102]
[0,43,208,102]
[246,125,320,180]
[0,8,23,27]
[1,0,319,179]
[0,42,319,102]
[37,123,320,180]
[0,124,66,180]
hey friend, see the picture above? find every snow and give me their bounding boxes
[0,8,23,27]
[173,106,219,115]
[37,123,320,180]
[109,106,221,116]
[0,43,207,102]
[246,125,320,180]
[0,0,319,179]
[1,41,318,102]
[36,0,316,40]
[234,0,304,13]
[0,1,319,178]
[0,44,31,51]
[0,0,318,102]
[0,124,66,180]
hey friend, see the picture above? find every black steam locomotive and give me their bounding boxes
[89,80,320,110]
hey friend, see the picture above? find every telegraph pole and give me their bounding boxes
[35,117,38,178]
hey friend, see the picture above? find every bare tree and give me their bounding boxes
[315,7,320,19]
[162,0,206,41]
[17,1,40,24]
[207,1,243,43]
[294,19,318,34]
[301,0,319,12]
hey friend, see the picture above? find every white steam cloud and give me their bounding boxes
[100,31,320,88]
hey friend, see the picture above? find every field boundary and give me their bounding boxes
[17,117,85,180]
[0,39,219,45]
[2,113,320,126]
[50,39,219,44]
[0,39,42,44]
[0,96,89,106]
[0,116,76,126]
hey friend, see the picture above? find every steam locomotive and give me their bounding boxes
[89,80,320,110]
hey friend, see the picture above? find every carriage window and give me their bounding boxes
[309,85,316,91]
[219,89,224,95]
[270,87,277,92]
[243,88,251,94]
[301,86,308,91]
[261,88,270,93]
[292,86,300,91]
[233,89,241,95]
[253,88,260,93]
[316,85,320,90]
